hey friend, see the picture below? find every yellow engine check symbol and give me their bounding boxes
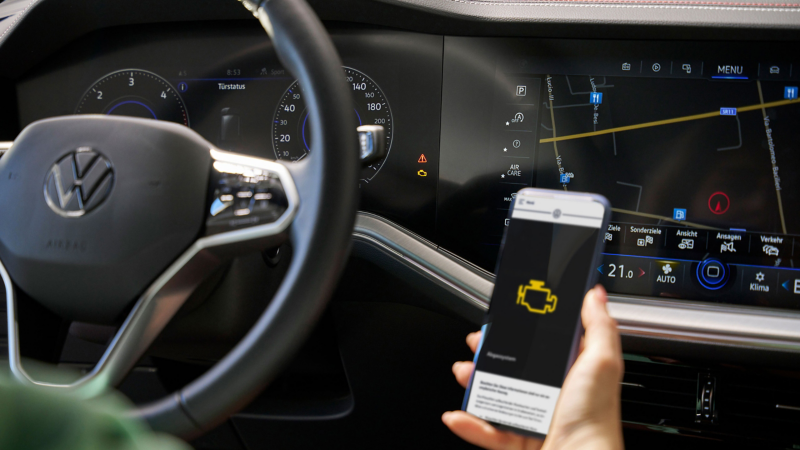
[517,280,558,314]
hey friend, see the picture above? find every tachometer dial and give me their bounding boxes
[272,67,393,182]
[75,69,189,126]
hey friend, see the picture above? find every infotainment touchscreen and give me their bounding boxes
[438,38,800,311]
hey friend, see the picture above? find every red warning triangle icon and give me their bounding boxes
[418,154,427,163]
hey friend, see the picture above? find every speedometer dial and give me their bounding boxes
[75,69,189,126]
[272,67,393,182]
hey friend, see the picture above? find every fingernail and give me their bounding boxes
[592,286,607,303]
[452,361,462,371]
[442,412,452,423]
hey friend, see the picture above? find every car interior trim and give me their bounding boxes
[354,212,800,352]
[374,0,800,31]
[3,148,300,398]
[354,212,494,308]
[352,232,489,311]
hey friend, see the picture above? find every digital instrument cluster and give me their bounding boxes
[75,69,190,126]
[71,66,394,182]
[272,67,393,181]
[16,24,443,239]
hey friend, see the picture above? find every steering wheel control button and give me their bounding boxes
[44,148,113,218]
[696,259,729,290]
[357,125,386,166]
[206,154,289,236]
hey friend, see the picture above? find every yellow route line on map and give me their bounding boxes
[540,98,800,144]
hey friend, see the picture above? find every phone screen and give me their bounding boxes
[463,190,608,438]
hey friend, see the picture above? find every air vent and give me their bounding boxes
[620,359,800,447]
[721,371,800,439]
[621,359,698,425]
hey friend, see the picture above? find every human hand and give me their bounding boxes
[442,285,624,450]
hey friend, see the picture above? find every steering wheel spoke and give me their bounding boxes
[1,145,299,398]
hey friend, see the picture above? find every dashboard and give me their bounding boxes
[16,24,442,237]
[13,21,800,317]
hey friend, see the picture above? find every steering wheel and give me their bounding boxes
[0,0,358,437]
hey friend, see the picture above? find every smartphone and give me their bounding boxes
[462,188,611,439]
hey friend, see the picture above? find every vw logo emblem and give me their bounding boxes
[44,147,114,217]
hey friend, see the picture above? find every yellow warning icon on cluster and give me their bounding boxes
[517,280,558,314]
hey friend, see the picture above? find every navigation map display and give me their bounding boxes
[535,73,799,235]
[438,38,800,311]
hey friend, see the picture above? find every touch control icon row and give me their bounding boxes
[598,254,800,311]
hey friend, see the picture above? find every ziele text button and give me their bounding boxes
[603,223,623,250]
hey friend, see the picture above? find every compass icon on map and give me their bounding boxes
[708,192,730,215]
